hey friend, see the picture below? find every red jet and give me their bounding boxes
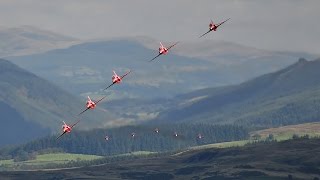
[149,42,179,62]
[131,132,136,138]
[199,18,230,38]
[104,70,131,91]
[56,119,81,139]
[154,128,159,133]
[173,131,178,137]
[197,133,203,139]
[78,95,107,115]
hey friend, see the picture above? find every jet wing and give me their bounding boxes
[217,18,230,27]
[120,70,131,79]
[167,42,179,51]
[56,131,67,140]
[148,53,162,62]
[78,107,90,115]
[94,96,107,105]
[199,30,211,38]
[104,82,116,91]
[71,119,81,128]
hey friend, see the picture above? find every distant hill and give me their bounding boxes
[0,101,48,146]
[0,59,116,146]
[0,26,79,57]
[134,36,316,64]
[155,58,320,129]
[7,38,312,100]
[7,40,214,98]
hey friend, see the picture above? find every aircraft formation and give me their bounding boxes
[57,18,230,141]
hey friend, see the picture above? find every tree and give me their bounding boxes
[292,134,299,139]
[13,151,29,162]
[252,134,261,141]
[266,134,274,141]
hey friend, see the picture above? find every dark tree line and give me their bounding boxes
[0,124,249,159]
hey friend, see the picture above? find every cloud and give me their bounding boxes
[0,0,319,54]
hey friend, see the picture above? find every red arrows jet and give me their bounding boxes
[56,119,81,139]
[78,95,107,115]
[154,128,159,134]
[197,133,203,139]
[104,70,131,91]
[173,131,178,137]
[149,42,179,62]
[199,18,230,38]
[131,132,136,138]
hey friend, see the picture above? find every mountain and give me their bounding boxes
[154,58,320,129]
[7,38,313,100]
[7,40,213,99]
[0,59,116,146]
[132,36,317,82]
[0,101,48,146]
[134,36,316,64]
[0,26,79,57]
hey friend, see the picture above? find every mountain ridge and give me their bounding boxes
[0,59,117,146]
[0,26,80,57]
[154,58,320,128]
[8,38,310,100]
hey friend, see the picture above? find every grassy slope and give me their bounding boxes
[182,122,320,152]
[0,153,103,167]
[0,59,113,133]
[114,151,156,157]
[251,122,320,139]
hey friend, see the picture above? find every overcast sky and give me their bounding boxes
[0,0,319,54]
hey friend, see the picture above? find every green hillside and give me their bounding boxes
[1,138,320,179]
[0,124,248,159]
[1,122,317,172]
[0,59,115,146]
[156,58,320,129]
[251,122,320,140]
[0,153,103,170]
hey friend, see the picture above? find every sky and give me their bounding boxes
[0,0,319,55]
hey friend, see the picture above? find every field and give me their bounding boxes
[185,140,249,152]
[251,122,320,140]
[114,151,156,157]
[179,122,320,153]
[0,153,103,169]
